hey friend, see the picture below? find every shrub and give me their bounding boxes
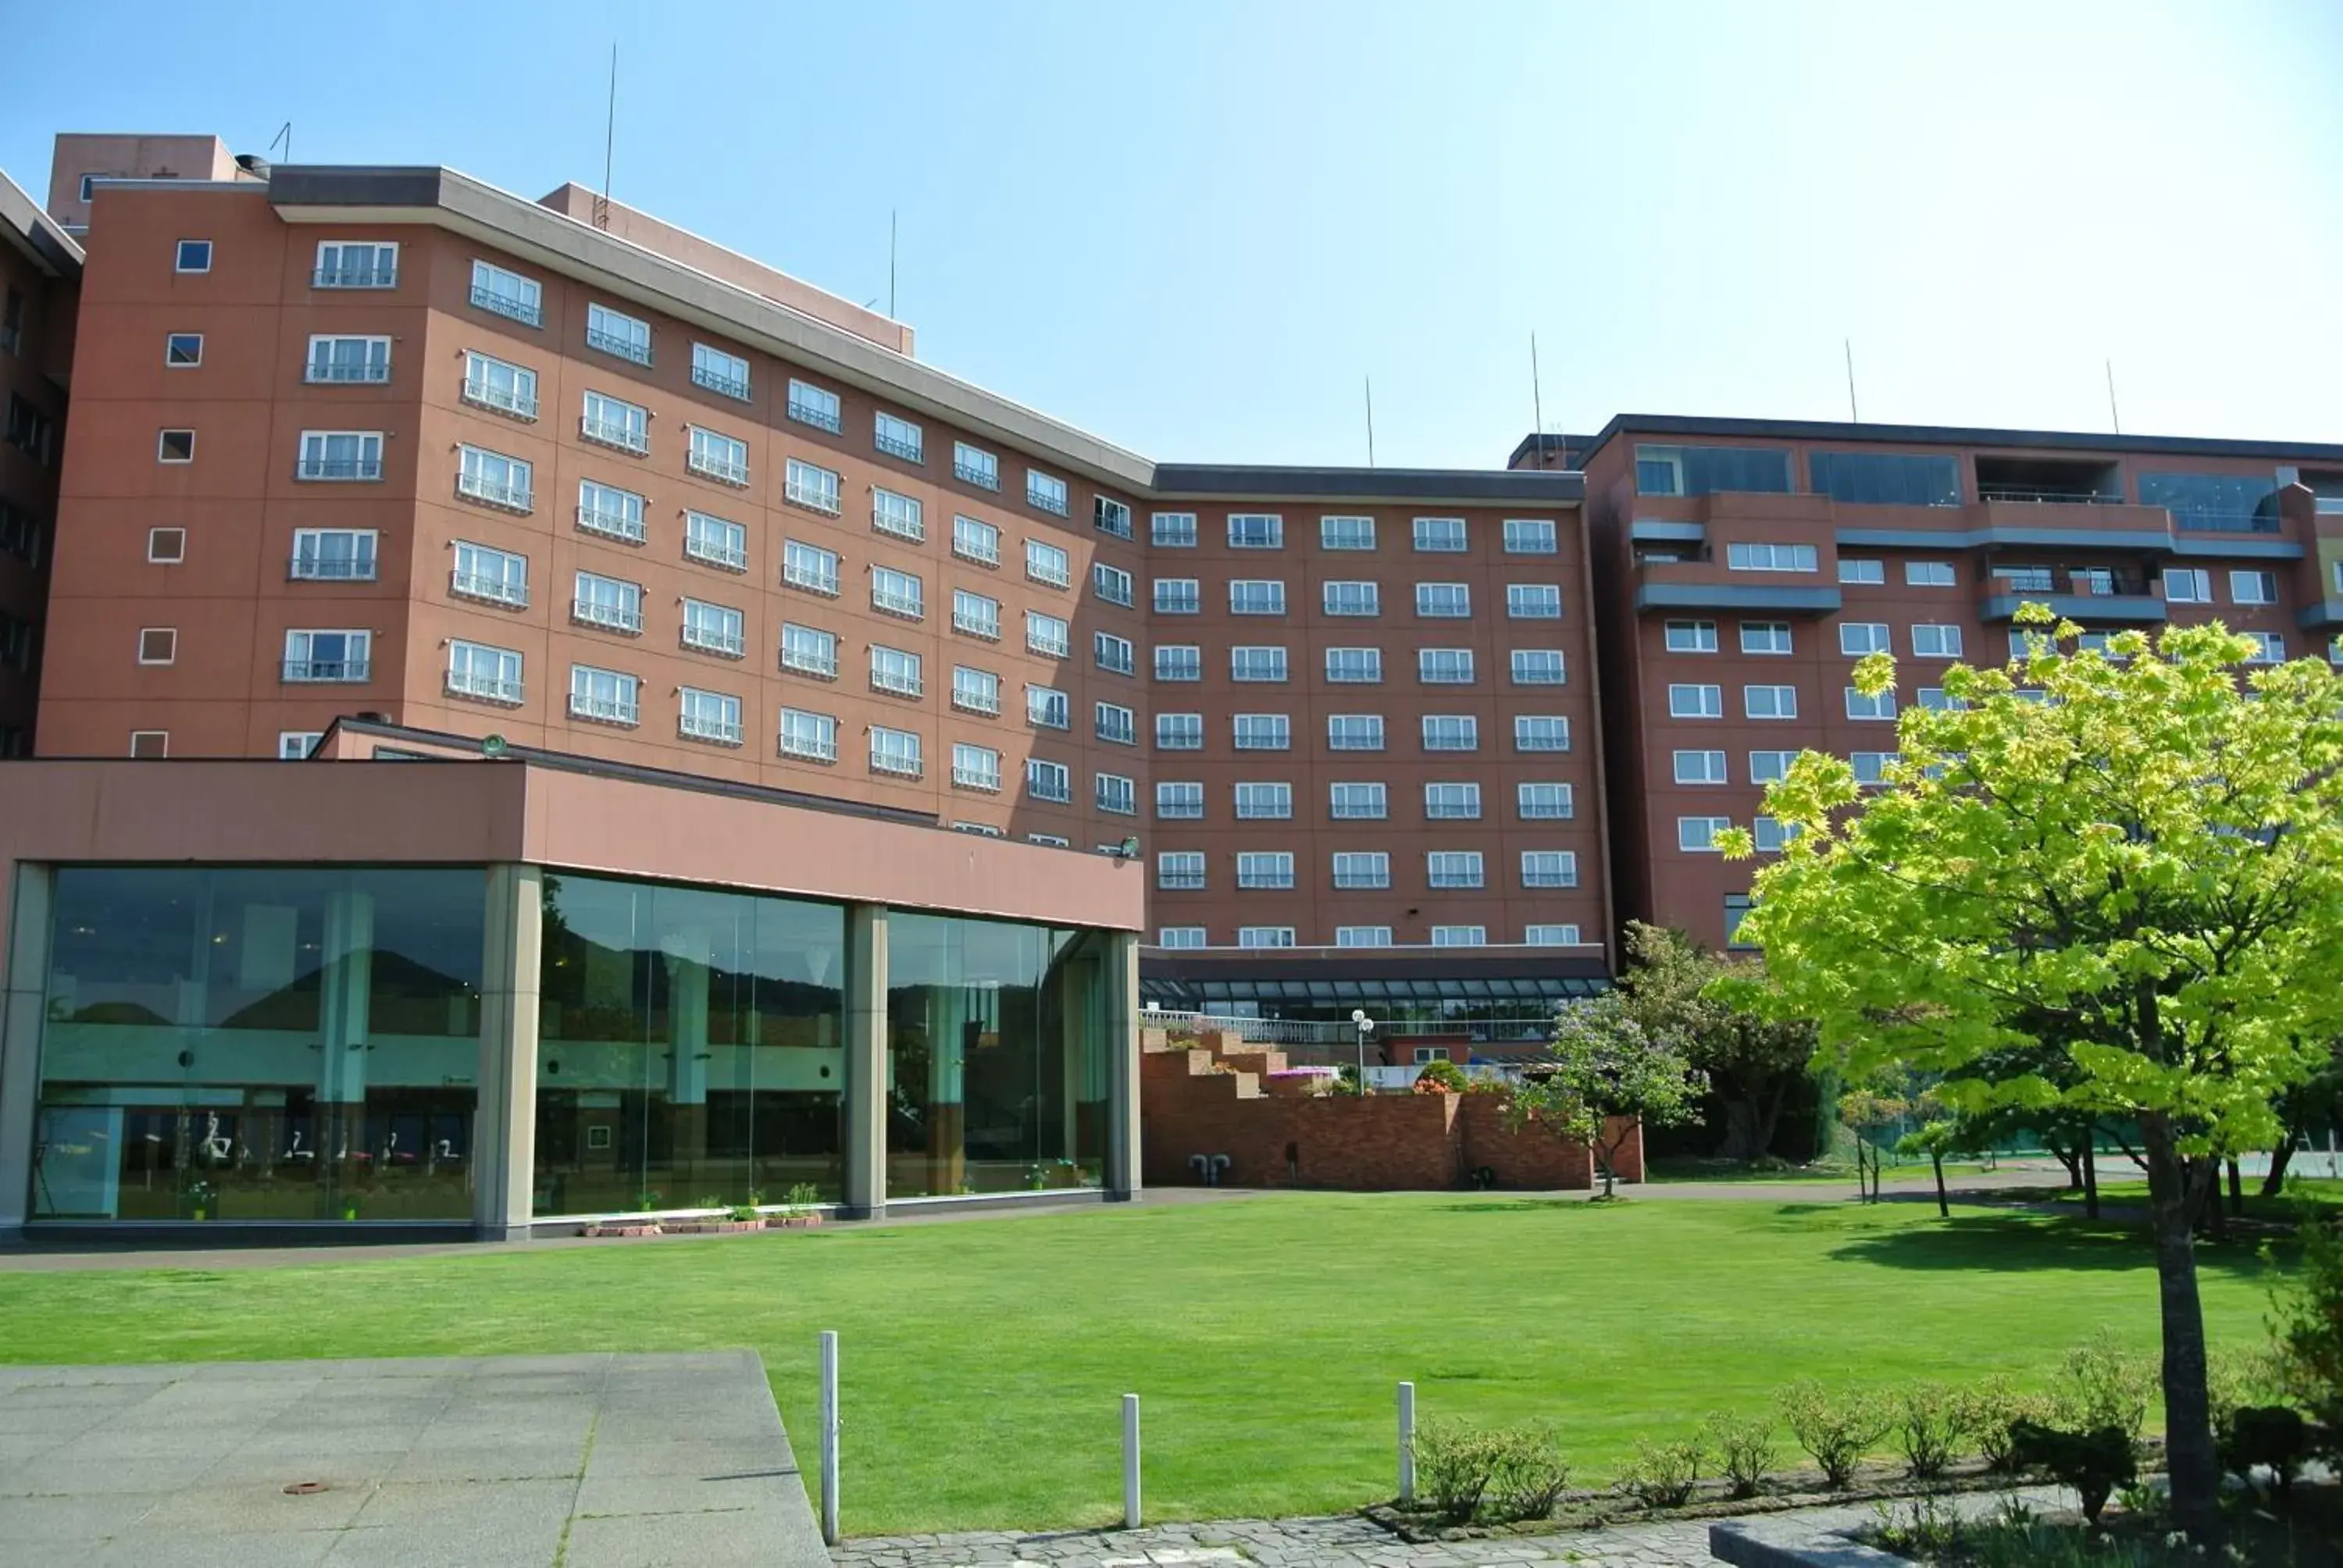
[2051,1332,2152,1444]
[1410,1417,1568,1523]
[1414,1059,1467,1094]
[1701,1410,1776,1499]
[1895,1381,1972,1480]
[1952,1376,2052,1474]
[2006,1420,2134,1523]
[1778,1381,1893,1489]
[1614,1437,1702,1509]
[1485,1421,1571,1520]
[2220,1405,2309,1495]
[1413,1417,1499,1522]
[2272,1217,2343,1433]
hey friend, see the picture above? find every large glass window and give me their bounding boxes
[1808,451,1961,507]
[535,874,847,1216]
[886,914,1111,1198]
[35,868,486,1222]
[2138,472,2281,534]
[1635,444,1793,497]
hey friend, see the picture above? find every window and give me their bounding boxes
[2142,472,2281,533]
[679,688,743,745]
[569,664,640,725]
[448,640,523,703]
[137,627,177,665]
[1026,684,1070,729]
[781,458,840,515]
[1906,561,1958,587]
[578,479,647,543]
[1228,513,1283,549]
[1425,782,1482,820]
[1749,750,1796,784]
[1094,496,1134,540]
[1332,852,1389,890]
[1514,715,1571,752]
[954,441,999,490]
[1510,650,1567,685]
[296,430,382,479]
[1675,749,1728,784]
[1431,926,1486,947]
[312,241,398,289]
[1669,683,1723,718]
[0,287,20,355]
[1507,583,1563,619]
[1416,583,1471,618]
[687,426,749,486]
[1094,561,1134,607]
[2163,568,2213,604]
[469,260,541,326]
[1337,926,1393,948]
[1152,512,1198,547]
[1235,782,1293,820]
[1504,518,1559,554]
[1838,558,1885,586]
[1839,622,1892,656]
[2245,631,2287,664]
[1027,470,1070,516]
[1026,758,1072,801]
[786,379,842,434]
[1323,580,1379,617]
[1418,648,1474,684]
[175,238,212,273]
[1327,714,1384,750]
[448,540,524,605]
[1846,687,1899,721]
[1731,622,1789,655]
[1096,772,1136,814]
[146,526,185,564]
[1727,542,1819,573]
[126,729,167,758]
[1517,782,1574,820]
[1525,924,1582,946]
[1155,712,1203,750]
[1233,713,1292,750]
[952,665,1000,715]
[165,332,203,367]
[1998,566,2054,593]
[781,623,839,679]
[1154,578,1200,614]
[953,514,1001,567]
[301,333,390,385]
[5,397,52,465]
[1325,647,1382,683]
[1665,620,1718,653]
[1330,782,1387,820]
[586,302,651,365]
[1230,646,1288,682]
[572,570,644,633]
[291,527,379,583]
[869,726,922,779]
[869,411,922,464]
[1096,702,1136,745]
[1521,851,1578,889]
[690,343,751,401]
[1724,895,1756,948]
[685,511,749,572]
[461,351,536,416]
[1917,688,1964,711]
[778,707,840,762]
[2231,569,2279,605]
[278,731,323,761]
[1635,444,1792,497]
[1157,781,1204,818]
[1421,715,1478,751]
[869,644,923,697]
[1157,851,1207,890]
[1850,752,1899,786]
[1236,853,1295,889]
[783,539,840,596]
[1239,927,1296,948]
[1678,816,1730,853]
[1158,927,1207,948]
[1229,579,1286,615]
[682,598,746,657]
[1025,538,1072,588]
[869,566,924,620]
[1321,515,1376,550]
[457,444,532,511]
[1428,851,1484,889]
[1911,624,1963,658]
[1412,516,1467,553]
[952,588,1000,640]
[1745,685,1799,719]
[284,629,371,683]
[1026,611,1071,658]
[952,743,1003,792]
[1154,644,1201,682]
[1809,451,1962,507]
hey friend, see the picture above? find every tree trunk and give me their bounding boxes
[2142,1113,2222,1543]
[1931,1150,1948,1218]
[2263,1135,2298,1199]
[2225,1159,2243,1217]
[2082,1139,2100,1221]
[2049,1133,2084,1190]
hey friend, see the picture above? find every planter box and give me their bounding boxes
[769,1214,822,1228]
[664,1219,768,1235]
[580,1222,663,1238]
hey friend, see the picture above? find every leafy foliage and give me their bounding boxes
[1610,922,1817,1160]
[1613,1436,1703,1508]
[1409,1417,1569,1523]
[1412,1057,1467,1094]
[1951,1375,2053,1473]
[1701,1410,1777,1499]
[2052,1331,2152,1444]
[1895,1381,1972,1479]
[1777,1381,1893,1488]
[2272,1217,2343,1438]
[2007,1420,2135,1523]
[1507,992,1707,1197]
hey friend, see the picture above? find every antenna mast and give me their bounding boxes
[1531,333,1545,459]
[1364,376,1376,468]
[890,209,897,319]
[269,122,292,164]
[1844,338,1859,422]
[595,44,617,230]
[2106,358,2121,435]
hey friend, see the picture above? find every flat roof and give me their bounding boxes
[1150,464,1584,505]
[0,166,83,277]
[1521,414,2343,470]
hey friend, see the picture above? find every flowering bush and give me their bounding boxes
[1414,1058,1468,1094]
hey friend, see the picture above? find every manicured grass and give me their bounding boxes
[0,1193,2291,1534]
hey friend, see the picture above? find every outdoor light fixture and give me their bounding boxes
[1351,1008,1375,1095]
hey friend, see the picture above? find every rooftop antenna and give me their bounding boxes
[594,43,617,231]
[1364,376,1376,468]
[1531,333,1546,460]
[268,122,292,165]
[889,209,897,319]
[2106,358,2121,436]
[1844,337,1859,422]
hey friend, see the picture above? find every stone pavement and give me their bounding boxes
[0,1351,829,1566]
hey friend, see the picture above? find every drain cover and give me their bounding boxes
[283,1481,330,1495]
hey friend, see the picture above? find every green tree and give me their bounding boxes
[1507,992,1706,1198]
[1718,610,2343,1541]
[1612,921,1817,1161]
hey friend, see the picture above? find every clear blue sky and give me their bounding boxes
[9,2,2341,468]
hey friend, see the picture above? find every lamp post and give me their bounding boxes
[1352,1008,1375,1095]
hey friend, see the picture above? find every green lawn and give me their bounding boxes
[0,1193,2292,1534]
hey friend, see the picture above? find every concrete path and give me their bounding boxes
[0,1351,828,1566]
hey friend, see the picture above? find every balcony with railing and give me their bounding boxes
[569,690,640,726]
[681,623,746,658]
[577,501,646,544]
[295,455,383,482]
[779,729,839,763]
[1158,867,1207,890]
[783,645,840,680]
[688,447,750,486]
[954,456,999,490]
[870,663,925,699]
[685,533,749,573]
[451,569,527,608]
[869,747,923,779]
[305,358,390,385]
[580,413,649,455]
[447,668,524,704]
[572,597,644,635]
[313,264,397,289]
[284,657,370,683]
[586,327,651,365]
[952,763,1002,793]
[680,711,743,746]
[786,393,842,433]
[462,378,537,420]
[289,549,376,583]
[875,432,922,464]
[691,364,750,401]
[1982,563,2166,624]
[456,472,533,513]
[469,284,540,326]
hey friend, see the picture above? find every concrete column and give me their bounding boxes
[843,904,888,1219]
[0,864,54,1241]
[473,864,543,1241]
[318,891,374,1199]
[1105,929,1142,1201]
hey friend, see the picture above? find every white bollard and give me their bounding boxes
[820,1330,840,1546]
[1397,1381,1415,1506]
[1122,1392,1142,1528]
